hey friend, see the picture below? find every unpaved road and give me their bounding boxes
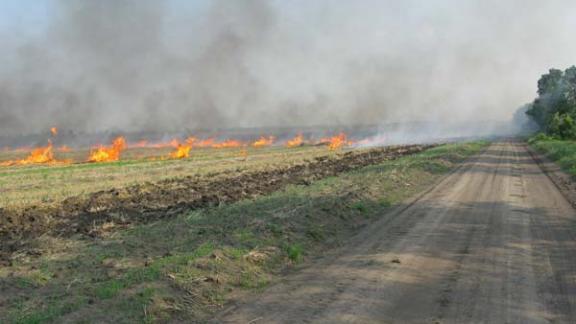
[217,142,576,323]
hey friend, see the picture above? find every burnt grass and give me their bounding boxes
[0,144,434,263]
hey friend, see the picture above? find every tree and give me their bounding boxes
[525,66,576,139]
[548,112,576,139]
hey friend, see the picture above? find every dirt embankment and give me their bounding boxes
[0,145,433,262]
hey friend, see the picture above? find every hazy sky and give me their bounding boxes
[0,0,575,136]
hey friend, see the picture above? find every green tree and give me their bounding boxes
[548,112,576,139]
[526,66,576,138]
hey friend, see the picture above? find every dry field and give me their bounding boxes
[0,141,488,323]
[0,145,338,209]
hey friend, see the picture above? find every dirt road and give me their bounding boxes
[217,142,576,323]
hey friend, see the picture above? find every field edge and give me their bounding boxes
[0,141,488,323]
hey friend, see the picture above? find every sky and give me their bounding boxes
[0,1,50,36]
[0,0,575,137]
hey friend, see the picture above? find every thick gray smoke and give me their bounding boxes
[0,0,575,138]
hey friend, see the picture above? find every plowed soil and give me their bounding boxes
[0,145,432,263]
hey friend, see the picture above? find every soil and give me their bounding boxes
[0,145,432,264]
[215,142,576,323]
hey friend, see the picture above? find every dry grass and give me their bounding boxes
[0,145,344,209]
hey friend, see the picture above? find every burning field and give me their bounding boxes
[0,129,368,209]
[0,127,488,323]
[0,139,488,323]
[0,135,432,261]
[0,129,354,167]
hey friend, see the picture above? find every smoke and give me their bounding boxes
[0,0,575,137]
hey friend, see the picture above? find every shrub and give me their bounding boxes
[548,112,576,139]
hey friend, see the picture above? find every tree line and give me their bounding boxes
[526,66,576,139]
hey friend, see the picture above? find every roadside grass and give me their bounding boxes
[0,141,488,323]
[529,136,576,176]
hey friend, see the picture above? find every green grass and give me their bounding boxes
[286,244,304,263]
[0,141,488,323]
[529,137,576,176]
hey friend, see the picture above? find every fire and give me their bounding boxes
[169,138,179,148]
[325,133,348,151]
[50,127,58,137]
[212,139,244,149]
[286,134,304,148]
[146,139,177,148]
[131,140,149,148]
[194,138,215,148]
[169,142,192,159]
[26,142,55,164]
[0,140,66,166]
[196,138,215,148]
[88,137,127,162]
[252,136,275,148]
[185,137,197,146]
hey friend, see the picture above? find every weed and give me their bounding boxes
[286,244,304,262]
[379,199,392,208]
[95,280,124,300]
[531,139,576,176]
[351,202,368,213]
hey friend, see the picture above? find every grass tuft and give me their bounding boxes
[286,244,304,263]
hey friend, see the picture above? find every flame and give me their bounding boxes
[0,140,70,166]
[131,140,149,148]
[286,134,304,148]
[88,137,126,162]
[212,139,244,149]
[325,133,348,151]
[169,142,192,159]
[185,137,197,146]
[169,138,179,148]
[196,138,215,148]
[50,127,58,137]
[252,136,275,148]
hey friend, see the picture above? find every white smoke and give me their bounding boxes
[0,0,575,138]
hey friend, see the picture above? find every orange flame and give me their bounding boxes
[286,134,304,148]
[212,139,244,149]
[50,127,58,137]
[131,140,149,148]
[169,142,192,159]
[185,137,197,146]
[252,136,275,148]
[88,137,126,162]
[169,138,179,148]
[196,138,215,148]
[0,140,70,166]
[325,133,348,151]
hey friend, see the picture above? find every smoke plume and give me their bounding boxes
[0,0,575,138]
